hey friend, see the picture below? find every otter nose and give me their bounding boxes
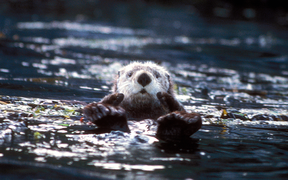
[137,73,151,87]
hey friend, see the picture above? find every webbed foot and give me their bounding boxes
[156,111,202,142]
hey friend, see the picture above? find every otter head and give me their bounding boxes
[113,62,174,118]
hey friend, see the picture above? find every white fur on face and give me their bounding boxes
[116,62,170,101]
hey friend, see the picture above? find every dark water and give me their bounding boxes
[1,1,288,180]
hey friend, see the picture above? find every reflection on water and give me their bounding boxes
[1,1,288,180]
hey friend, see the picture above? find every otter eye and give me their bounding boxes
[154,71,160,79]
[127,71,133,77]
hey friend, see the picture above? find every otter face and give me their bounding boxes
[114,62,173,104]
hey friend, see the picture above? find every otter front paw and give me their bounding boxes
[157,92,184,112]
[84,103,130,132]
[101,93,124,106]
[156,111,202,142]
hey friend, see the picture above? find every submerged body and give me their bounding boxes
[84,62,201,142]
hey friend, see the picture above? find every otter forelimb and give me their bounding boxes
[84,93,130,132]
[157,92,185,112]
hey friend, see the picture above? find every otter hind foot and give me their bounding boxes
[84,103,130,133]
[156,111,202,142]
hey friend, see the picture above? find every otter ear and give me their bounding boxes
[166,74,174,95]
[113,72,120,93]
[113,81,118,93]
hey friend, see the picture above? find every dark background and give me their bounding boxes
[1,0,288,26]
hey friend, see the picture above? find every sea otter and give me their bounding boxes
[84,62,202,142]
